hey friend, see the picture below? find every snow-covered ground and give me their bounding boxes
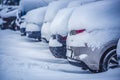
[0,30,120,80]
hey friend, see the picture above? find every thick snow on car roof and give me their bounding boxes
[44,0,75,22]
[50,8,74,36]
[25,7,47,24]
[19,0,48,13]
[50,0,97,36]
[68,0,120,31]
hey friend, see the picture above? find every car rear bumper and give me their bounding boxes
[67,57,89,69]
[27,31,41,39]
[49,46,67,58]
[66,46,100,71]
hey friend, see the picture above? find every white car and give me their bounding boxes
[41,0,74,43]
[66,0,120,72]
[18,0,50,36]
[0,6,18,30]
[25,7,47,41]
[49,0,97,58]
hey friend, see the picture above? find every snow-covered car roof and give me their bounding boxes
[19,0,49,14]
[68,0,120,31]
[50,0,98,35]
[50,8,73,36]
[25,7,47,24]
[44,0,75,22]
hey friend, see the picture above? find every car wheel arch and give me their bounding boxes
[99,40,118,72]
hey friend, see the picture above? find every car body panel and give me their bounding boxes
[66,0,120,71]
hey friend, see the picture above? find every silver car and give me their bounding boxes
[66,0,120,73]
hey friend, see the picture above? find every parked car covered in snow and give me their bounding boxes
[25,7,47,41]
[0,6,18,30]
[49,0,97,58]
[41,0,74,43]
[17,0,51,36]
[66,0,120,73]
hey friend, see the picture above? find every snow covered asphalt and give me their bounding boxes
[0,30,120,80]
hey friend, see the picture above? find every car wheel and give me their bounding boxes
[102,48,119,72]
[49,46,67,59]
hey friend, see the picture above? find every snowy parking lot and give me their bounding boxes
[0,30,120,80]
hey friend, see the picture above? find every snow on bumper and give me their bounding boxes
[26,23,42,32]
[49,38,62,47]
[67,46,100,71]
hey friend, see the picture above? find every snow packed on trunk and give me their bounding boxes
[49,0,98,47]
[25,7,47,32]
[25,7,47,24]
[67,0,120,49]
[41,0,75,41]
[50,0,98,36]
[50,8,74,36]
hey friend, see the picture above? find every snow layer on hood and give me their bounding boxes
[44,0,74,22]
[68,0,120,31]
[25,7,47,24]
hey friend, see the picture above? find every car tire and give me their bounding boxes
[101,48,119,72]
[49,46,67,59]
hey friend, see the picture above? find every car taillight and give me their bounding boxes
[70,29,86,35]
[52,35,67,41]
